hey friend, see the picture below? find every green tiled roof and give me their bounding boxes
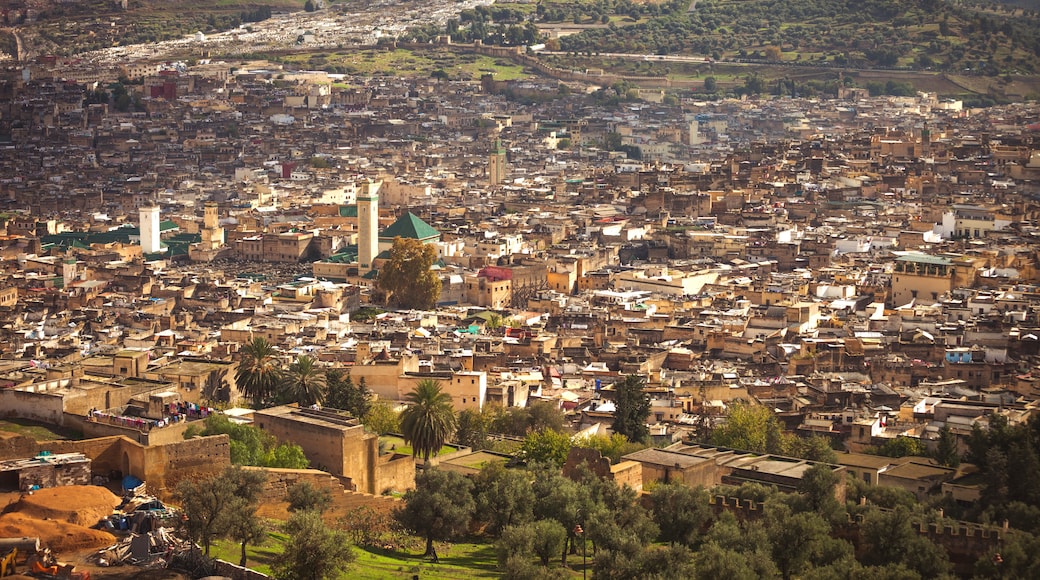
[323,245,359,264]
[339,205,358,218]
[379,212,439,241]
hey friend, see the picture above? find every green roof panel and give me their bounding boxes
[379,212,439,241]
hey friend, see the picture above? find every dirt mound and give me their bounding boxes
[0,512,115,552]
[4,485,120,527]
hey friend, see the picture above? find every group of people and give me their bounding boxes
[86,401,218,432]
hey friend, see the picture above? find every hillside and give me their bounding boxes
[3,0,308,58]
[551,0,1040,75]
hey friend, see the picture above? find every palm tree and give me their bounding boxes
[235,337,282,409]
[283,355,327,407]
[400,380,457,465]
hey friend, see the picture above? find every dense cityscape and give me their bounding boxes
[2,1,1040,579]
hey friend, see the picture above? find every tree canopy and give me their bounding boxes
[377,236,441,310]
[611,374,651,443]
[175,466,267,557]
[272,510,356,580]
[325,369,371,419]
[400,379,457,464]
[186,414,309,469]
[235,337,282,408]
[395,468,475,562]
[280,354,327,407]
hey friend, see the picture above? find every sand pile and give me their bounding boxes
[0,512,115,552]
[5,485,120,527]
[0,485,121,553]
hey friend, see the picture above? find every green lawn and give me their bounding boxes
[211,535,530,579]
[350,543,502,580]
[210,531,288,575]
[380,435,457,458]
[280,49,532,81]
[0,418,82,441]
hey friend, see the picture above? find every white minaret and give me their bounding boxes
[140,206,162,254]
[357,179,381,275]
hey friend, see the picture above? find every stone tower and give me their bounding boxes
[358,179,381,275]
[139,206,161,254]
[488,138,507,185]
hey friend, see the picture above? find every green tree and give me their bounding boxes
[861,505,952,578]
[377,237,442,310]
[518,428,573,467]
[497,523,536,567]
[272,510,356,580]
[286,481,333,514]
[484,312,505,331]
[363,400,400,435]
[281,355,326,407]
[703,76,717,92]
[611,375,650,443]
[474,462,535,536]
[699,512,780,578]
[711,403,789,454]
[176,466,266,557]
[324,369,371,419]
[455,407,495,450]
[650,483,712,547]
[790,435,838,463]
[876,436,927,458]
[578,432,645,464]
[400,379,457,464]
[236,337,282,408]
[228,502,266,568]
[797,464,844,522]
[186,414,309,469]
[765,503,846,580]
[494,401,565,436]
[395,468,475,561]
[528,400,566,432]
[934,423,960,467]
[529,520,568,567]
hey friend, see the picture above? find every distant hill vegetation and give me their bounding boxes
[550,0,1040,74]
[8,0,307,56]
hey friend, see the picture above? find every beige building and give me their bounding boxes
[890,253,953,307]
[253,405,415,494]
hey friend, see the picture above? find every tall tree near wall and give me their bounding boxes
[400,379,457,464]
[281,354,327,407]
[611,374,651,443]
[377,237,441,310]
[236,337,282,409]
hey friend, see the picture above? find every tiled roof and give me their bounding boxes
[379,212,439,241]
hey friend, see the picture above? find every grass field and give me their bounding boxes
[281,48,531,81]
[210,535,540,579]
[0,418,82,441]
[379,435,457,459]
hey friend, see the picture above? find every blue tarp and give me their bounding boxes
[122,475,143,492]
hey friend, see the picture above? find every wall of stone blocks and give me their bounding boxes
[374,453,415,495]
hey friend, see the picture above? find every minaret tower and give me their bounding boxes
[358,179,381,275]
[139,206,161,254]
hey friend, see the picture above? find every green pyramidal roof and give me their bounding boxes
[379,212,439,241]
